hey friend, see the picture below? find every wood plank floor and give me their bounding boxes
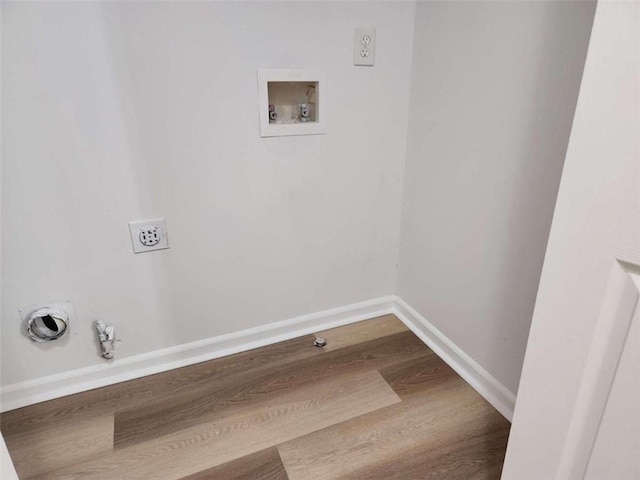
[1,314,511,479]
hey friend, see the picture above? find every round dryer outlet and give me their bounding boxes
[128,218,169,254]
[139,226,160,247]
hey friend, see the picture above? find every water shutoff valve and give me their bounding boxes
[96,321,116,359]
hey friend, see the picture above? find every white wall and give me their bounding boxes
[502,1,639,477]
[1,0,600,407]
[1,2,415,385]
[396,1,595,393]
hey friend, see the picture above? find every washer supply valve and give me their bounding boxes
[96,321,115,359]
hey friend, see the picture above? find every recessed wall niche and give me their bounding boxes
[257,69,327,137]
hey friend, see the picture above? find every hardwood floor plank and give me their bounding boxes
[4,415,114,479]
[0,334,323,438]
[30,371,400,480]
[314,314,408,351]
[4,316,510,479]
[113,330,429,449]
[278,380,507,480]
[177,447,288,480]
[339,411,510,480]
[379,353,460,398]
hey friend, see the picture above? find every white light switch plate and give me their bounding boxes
[354,27,376,66]
[128,218,169,254]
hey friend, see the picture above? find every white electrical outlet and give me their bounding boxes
[354,27,376,66]
[128,218,169,254]
[139,226,160,247]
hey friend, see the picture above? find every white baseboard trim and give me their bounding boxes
[0,296,396,412]
[392,296,516,421]
[1,295,516,421]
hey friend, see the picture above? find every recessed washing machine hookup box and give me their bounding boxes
[257,69,327,137]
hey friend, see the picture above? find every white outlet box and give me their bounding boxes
[257,69,327,137]
[128,218,169,254]
[354,27,376,66]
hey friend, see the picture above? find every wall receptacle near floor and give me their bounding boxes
[128,218,169,254]
[257,69,327,137]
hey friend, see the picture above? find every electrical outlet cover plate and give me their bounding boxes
[129,218,169,254]
[354,27,376,66]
